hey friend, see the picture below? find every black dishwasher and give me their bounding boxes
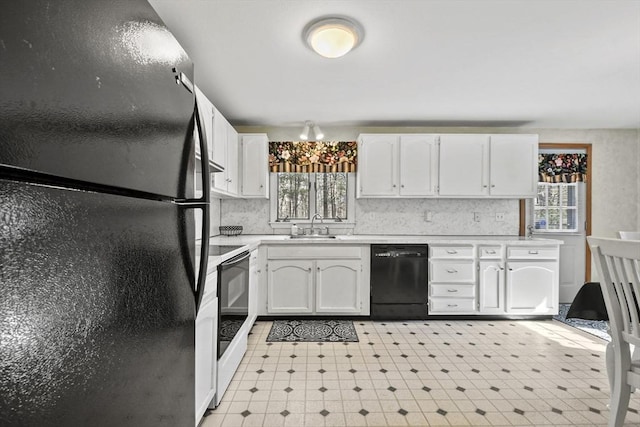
[371,245,429,319]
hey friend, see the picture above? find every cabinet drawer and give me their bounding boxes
[429,297,476,313]
[507,246,557,259]
[430,261,475,282]
[430,283,476,298]
[267,245,362,259]
[430,245,474,259]
[479,245,502,259]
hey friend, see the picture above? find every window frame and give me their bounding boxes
[269,172,356,229]
[533,182,579,233]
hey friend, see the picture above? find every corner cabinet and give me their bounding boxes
[357,134,438,198]
[265,245,369,315]
[239,134,269,198]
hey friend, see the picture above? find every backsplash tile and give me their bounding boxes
[221,197,520,236]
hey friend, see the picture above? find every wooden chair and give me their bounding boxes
[587,236,640,427]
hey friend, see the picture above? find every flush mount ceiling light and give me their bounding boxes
[303,16,364,58]
[300,121,324,140]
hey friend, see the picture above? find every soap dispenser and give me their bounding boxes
[291,223,298,236]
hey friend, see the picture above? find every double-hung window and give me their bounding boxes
[533,182,579,232]
[271,172,353,223]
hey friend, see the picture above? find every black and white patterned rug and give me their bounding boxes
[266,319,359,343]
[553,303,610,341]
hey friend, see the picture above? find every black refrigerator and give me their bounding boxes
[0,1,211,426]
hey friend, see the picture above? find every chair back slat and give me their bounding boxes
[588,237,640,347]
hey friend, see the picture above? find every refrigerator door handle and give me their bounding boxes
[175,100,211,313]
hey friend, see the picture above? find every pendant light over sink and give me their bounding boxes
[303,16,364,59]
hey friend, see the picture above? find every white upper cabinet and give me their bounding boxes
[240,134,269,198]
[489,134,538,197]
[357,134,438,198]
[211,106,227,170]
[438,134,490,196]
[399,135,438,196]
[210,109,240,197]
[194,86,214,160]
[357,134,397,197]
[438,134,538,198]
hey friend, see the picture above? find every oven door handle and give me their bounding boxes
[220,251,250,268]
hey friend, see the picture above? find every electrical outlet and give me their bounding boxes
[424,210,432,222]
[495,212,505,221]
[473,212,480,222]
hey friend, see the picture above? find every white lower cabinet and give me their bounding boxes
[195,270,217,426]
[506,260,558,314]
[266,246,367,315]
[316,260,361,313]
[428,245,477,315]
[478,261,505,314]
[267,260,314,313]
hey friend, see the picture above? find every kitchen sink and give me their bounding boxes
[288,235,337,239]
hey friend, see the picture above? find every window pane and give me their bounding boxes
[565,184,577,207]
[547,208,561,230]
[315,173,347,219]
[277,173,309,220]
[563,208,578,231]
[534,209,547,230]
[548,185,560,207]
[535,185,547,207]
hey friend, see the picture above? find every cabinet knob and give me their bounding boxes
[446,269,458,274]
[401,184,405,188]
[259,185,263,188]
[483,185,488,188]
[447,289,458,293]
[308,268,312,272]
[491,184,495,188]
[317,267,320,271]
[393,184,397,188]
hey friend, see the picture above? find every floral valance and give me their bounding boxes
[538,153,588,183]
[269,141,357,173]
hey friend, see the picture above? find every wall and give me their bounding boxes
[223,127,639,237]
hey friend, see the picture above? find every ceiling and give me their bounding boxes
[149,0,640,129]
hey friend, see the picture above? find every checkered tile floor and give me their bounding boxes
[200,319,640,426]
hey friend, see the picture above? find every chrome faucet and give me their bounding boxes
[311,213,323,231]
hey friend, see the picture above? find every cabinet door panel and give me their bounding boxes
[226,125,239,195]
[316,260,361,313]
[267,260,313,313]
[400,135,438,196]
[506,261,557,314]
[241,134,268,198]
[195,297,217,421]
[438,134,490,196]
[479,261,505,313]
[489,135,537,196]
[357,135,397,197]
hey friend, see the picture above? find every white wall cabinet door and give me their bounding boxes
[357,135,398,197]
[267,260,313,313]
[211,106,227,170]
[506,261,557,314]
[399,134,438,196]
[478,261,505,314]
[315,260,361,314]
[489,134,537,197]
[225,125,239,195]
[194,86,214,160]
[240,134,269,198]
[438,134,490,196]
[195,296,217,425]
